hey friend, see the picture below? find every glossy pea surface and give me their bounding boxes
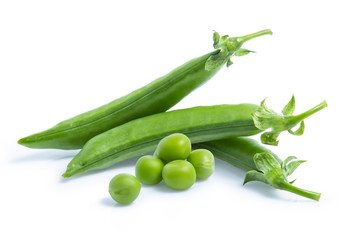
[162,160,196,190]
[135,155,164,185]
[108,173,141,205]
[154,133,191,163]
[187,149,215,179]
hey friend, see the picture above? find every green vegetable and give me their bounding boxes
[187,149,215,179]
[63,103,259,177]
[162,160,196,190]
[63,97,326,178]
[195,137,321,201]
[154,133,191,163]
[18,29,272,150]
[135,155,164,185]
[253,95,327,146]
[108,173,141,204]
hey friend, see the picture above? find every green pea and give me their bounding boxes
[154,133,191,163]
[135,155,164,185]
[187,149,215,179]
[162,160,196,190]
[108,173,141,205]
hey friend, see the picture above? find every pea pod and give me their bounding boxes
[18,29,272,150]
[63,97,326,178]
[195,137,321,201]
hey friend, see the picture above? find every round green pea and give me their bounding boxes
[135,155,164,185]
[154,133,191,163]
[108,173,141,205]
[187,149,215,179]
[162,160,196,190]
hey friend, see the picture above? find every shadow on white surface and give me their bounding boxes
[100,197,135,208]
[243,182,280,199]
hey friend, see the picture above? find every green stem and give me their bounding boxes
[279,182,321,201]
[292,101,328,123]
[237,29,273,44]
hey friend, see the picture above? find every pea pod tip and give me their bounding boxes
[17,137,30,147]
[62,172,70,178]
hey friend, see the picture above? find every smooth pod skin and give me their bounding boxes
[135,155,164,185]
[17,51,220,149]
[18,29,272,150]
[162,160,196,190]
[194,137,282,172]
[154,133,191,163]
[108,173,141,205]
[187,149,215,179]
[63,104,262,178]
[194,137,321,201]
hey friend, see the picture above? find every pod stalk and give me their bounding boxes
[237,29,273,44]
[292,101,328,124]
[278,182,321,201]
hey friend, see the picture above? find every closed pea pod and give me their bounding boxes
[195,137,321,201]
[63,97,326,178]
[63,103,261,177]
[18,29,272,150]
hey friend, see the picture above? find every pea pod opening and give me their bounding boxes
[195,137,321,201]
[18,29,272,150]
[63,97,326,178]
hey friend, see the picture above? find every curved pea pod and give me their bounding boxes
[63,103,262,177]
[18,29,272,150]
[63,96,327,178]
[195,137,321,201]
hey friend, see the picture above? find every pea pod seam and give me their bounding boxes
[18,29,272,149]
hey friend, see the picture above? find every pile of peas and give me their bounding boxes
[108,133,215,205]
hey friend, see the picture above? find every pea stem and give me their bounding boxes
[292,101,328,123]
[237,29,273,44]
[279,182,321,201]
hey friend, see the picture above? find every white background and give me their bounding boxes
[1,0,353,239]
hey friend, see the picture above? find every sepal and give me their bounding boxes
[226,58,233,67]
[253,153,288,187]
[212,31,220,48]
[243,152,320,201]
[252,96,327,145]
[282,95,296,115]
[282,157,306,177]
[288,121,305,136]
[206,29,272,71]
[260,131,280,146]
[205,51,227,71]
[244,170,269,185]
[289,179,297,184]
[234,48,254,57]
[282,156,297,168]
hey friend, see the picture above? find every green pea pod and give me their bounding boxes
[18,29,272,150]
[63,98,326,178]
[63,104,261,177]
[195,137,321,201]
